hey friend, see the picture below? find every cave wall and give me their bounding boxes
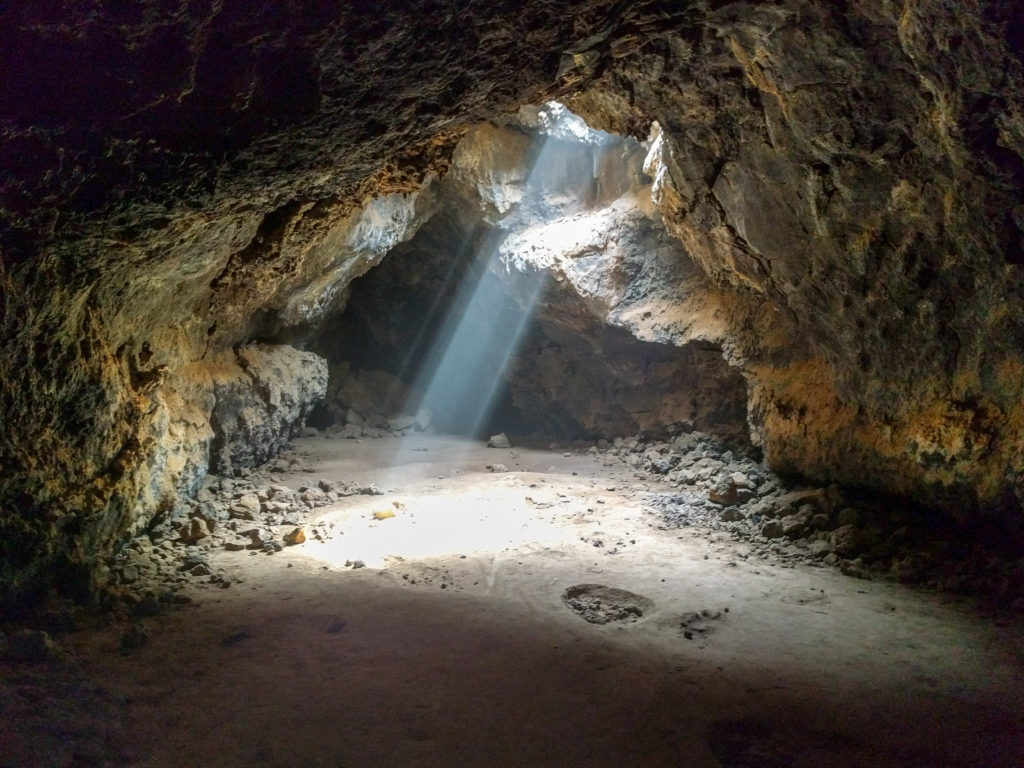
[564,1,1024,514]
[1,0,1023,604]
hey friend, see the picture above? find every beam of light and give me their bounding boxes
[294,474,573,570]
[354,102,628,492]
[402,112,598,442]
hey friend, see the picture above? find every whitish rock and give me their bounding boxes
[487,433,512,449]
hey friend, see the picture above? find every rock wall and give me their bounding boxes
[1,1,1022,604]
[565,1,1024,516]
[208,344,328,473]
[314,113,750,441]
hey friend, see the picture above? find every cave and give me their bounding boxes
[2,2,1024,766]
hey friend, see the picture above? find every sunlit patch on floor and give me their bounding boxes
[292,473,592,569]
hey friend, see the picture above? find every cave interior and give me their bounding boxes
[2,2,1024,766]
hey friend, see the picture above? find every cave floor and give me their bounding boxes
[8,435,1024,767]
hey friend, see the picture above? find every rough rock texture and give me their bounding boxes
[208,344,328,473]
[1,1,1023,605]
[317,113,750,440]
[563,1,1024,518]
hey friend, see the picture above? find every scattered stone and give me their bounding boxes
[372,509,395,520]
[485,463,509,472]
[780,509,811,538]
[283,527,306,545]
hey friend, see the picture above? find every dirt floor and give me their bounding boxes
[4,434,1024,767]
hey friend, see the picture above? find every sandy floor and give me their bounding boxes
[6,434,1024,767]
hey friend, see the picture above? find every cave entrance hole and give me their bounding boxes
[307,103,750,450]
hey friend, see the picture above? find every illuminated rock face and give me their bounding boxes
[314,108,749,441]
[1,1,1022,604]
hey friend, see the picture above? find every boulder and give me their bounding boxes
[487,433,512,449]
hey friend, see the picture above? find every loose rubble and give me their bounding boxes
[103,444,382,602]
[592,429,1024,608]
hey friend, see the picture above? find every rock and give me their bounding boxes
[809,539,834,557]
[372,509,395,520]
[283,527,306,545]
[485,463,509,472]
[830,524,860,557]
[761,521,785,539]
[387,414,416,432]
[840,560,873,580]
[708,473,755,506]
[809,513,832,531]
[649,458,673,474]
[487,433,511,449]
[6,629,63,662]
[229,494,261,520]
[780,508,813,538]
[209,344,328,473]
[239,527,276,549]
[345,409,365,426]
[720,507,745,523]
[179,517,211,543]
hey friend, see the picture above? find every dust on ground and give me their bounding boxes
[3,434,1023,768]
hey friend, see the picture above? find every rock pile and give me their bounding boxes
[603,430,1024,609]
[105,462,381,601]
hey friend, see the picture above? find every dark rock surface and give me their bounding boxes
[1,1,1023,605]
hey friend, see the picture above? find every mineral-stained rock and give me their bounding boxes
[283,528,306,546]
